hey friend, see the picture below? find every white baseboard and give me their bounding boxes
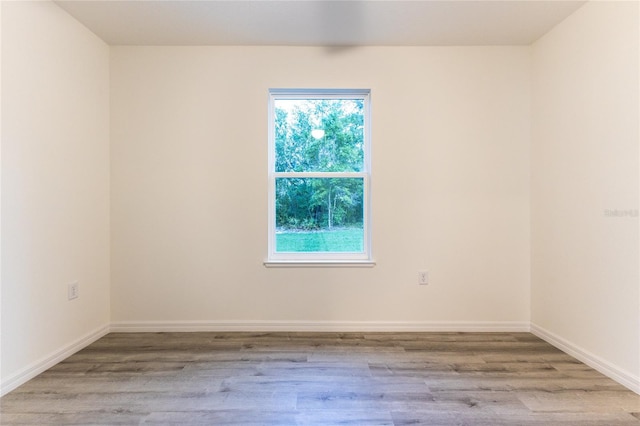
[531,323,640,395]
[0,324,110,397]
[110,320,531,333]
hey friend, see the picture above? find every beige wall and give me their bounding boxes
[1,1,110,392]
[110,46,531,327]
[531,1,639,389]
[0,0,3,390]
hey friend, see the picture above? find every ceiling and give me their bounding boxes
[54,0,586,47]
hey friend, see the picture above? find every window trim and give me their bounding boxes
[266,89,373,266]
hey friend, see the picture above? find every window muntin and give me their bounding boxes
[268,89,371,263]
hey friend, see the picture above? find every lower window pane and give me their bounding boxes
[275,177,364,253]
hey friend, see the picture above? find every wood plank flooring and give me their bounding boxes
[1,332,639,425]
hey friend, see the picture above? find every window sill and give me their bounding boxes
[264,260,376,268]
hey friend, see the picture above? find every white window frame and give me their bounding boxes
[265,89,374,267]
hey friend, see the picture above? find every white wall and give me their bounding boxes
[1,1,110,393]
[110,46,531,328]
[0,0,3,391]
[531,1,639,391]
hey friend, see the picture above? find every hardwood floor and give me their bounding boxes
[2,332,639,425]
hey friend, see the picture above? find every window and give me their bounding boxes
[266,89,373,266]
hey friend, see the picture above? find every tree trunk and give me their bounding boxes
[327,187,333,229]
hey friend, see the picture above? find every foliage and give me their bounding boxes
[275,99,365,231]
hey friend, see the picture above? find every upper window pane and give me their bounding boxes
[274,99,364,173]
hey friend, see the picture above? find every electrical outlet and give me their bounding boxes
[68,282,79,300]
[418,270,429,285]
